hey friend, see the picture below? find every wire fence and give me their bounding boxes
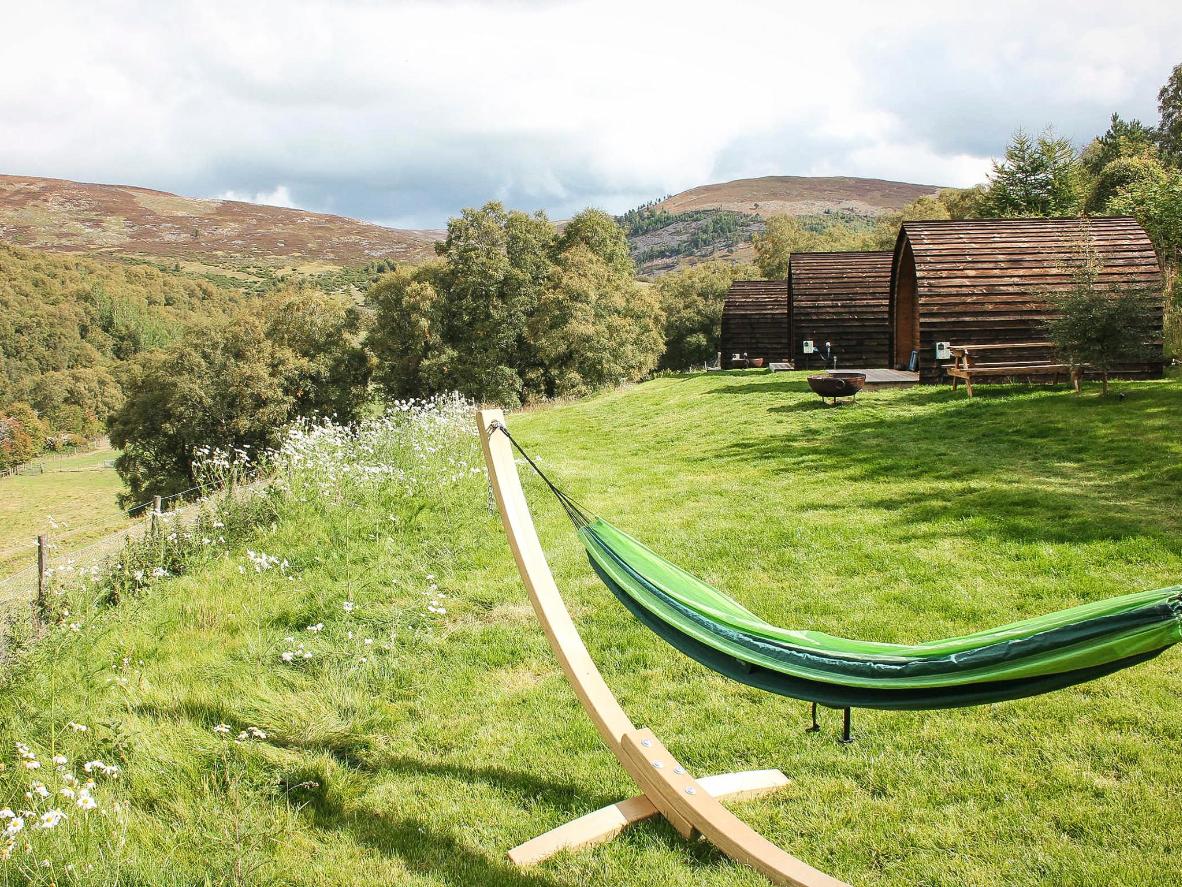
[0,472,266,621]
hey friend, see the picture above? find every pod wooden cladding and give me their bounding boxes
[720,280,792,368]
[889,217,1165,380]
[788,251,893,368]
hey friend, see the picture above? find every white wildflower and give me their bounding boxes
[213,724,231,735]
[36,810,65,830]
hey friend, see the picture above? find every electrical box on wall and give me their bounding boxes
[935,342,952,360]
[802,340,814,354]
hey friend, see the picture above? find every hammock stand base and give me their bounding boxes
[508,766,790,865]
[478,409,849,887]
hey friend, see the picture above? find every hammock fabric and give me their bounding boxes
[498,427,1182,712]
[582,518,1181,710]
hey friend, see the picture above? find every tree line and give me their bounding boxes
[3,61,1179,494]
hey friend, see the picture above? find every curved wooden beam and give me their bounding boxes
[476,408,851,887]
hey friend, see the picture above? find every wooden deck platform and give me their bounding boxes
[837,368,918,385]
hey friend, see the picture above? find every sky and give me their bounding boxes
[1,0,1180,229]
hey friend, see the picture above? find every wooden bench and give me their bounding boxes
[946,343,1083,397]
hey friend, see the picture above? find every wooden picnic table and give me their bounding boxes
[945,342,1083,397]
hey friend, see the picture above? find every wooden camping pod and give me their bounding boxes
[719,280,792,368]
[788,251,893,368]
[889,217,1165,382]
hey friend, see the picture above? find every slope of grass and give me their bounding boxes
[1,374,1180,886]
[0,446,129,575]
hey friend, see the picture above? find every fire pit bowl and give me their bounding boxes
[807,372,867,404]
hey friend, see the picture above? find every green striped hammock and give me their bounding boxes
[580,518,1181,710]
[499,425,1181,712]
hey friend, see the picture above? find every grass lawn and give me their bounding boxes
[0,446,130,576]
[0,373,1179,886]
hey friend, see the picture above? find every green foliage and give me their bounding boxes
[0,402,48,471]
[0,244,253,458]
[981,129,1083,217]
[369,204,658,405]
[109,293,370,503]
[1087,149,1168,213]
[366,263,447,398]
[431,202,557,404]
[937,185,988,220]
[753,216,847,278]
[861,194,954,250]
[557,208,636,276]
[1105,158,1182,267]
[654,261,758,369]
[752,194,953,278]
[1081,113,1159,178]
[529,245,664,397]
[262,287,375,421]
[1046,238,1160,395]
[1158,61,1182,167]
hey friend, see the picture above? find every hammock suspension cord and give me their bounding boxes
[489,421,595,530]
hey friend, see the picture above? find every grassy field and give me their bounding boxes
[0,446,130,575]
[0,373,1179,886]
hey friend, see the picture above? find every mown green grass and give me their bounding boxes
[0,447,129,575]
[1,372,1180,886]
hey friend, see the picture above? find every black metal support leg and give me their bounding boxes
[840,707,853,744]
[806,701,820,733]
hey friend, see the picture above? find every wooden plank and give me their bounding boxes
[621,729,850,887]
[507,769,791,865]
[476,408,695,838]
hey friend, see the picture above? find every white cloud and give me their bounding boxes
[0,0,1179,227]
[215,185,297,209]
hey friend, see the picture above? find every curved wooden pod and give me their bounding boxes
[889,217,1165,381]
[720,280,792,368]
[788,251,893,368]
[476,408,849,887]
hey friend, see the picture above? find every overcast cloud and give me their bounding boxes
[1,0,1179,228]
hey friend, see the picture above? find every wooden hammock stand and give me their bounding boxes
[477,408,849,887]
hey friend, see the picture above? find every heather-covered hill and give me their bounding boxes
[0,175,440,267]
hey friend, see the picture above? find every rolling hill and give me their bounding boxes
[0,174,440,269]
[622,175,943,276]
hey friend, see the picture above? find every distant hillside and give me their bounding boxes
[0,175,440,270]
[621,175,942,276]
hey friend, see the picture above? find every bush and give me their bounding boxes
[1046,238,1160,394]
[108,291,370,503]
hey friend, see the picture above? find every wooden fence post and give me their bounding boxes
[151,495,162,534]
[35,533,48,626]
